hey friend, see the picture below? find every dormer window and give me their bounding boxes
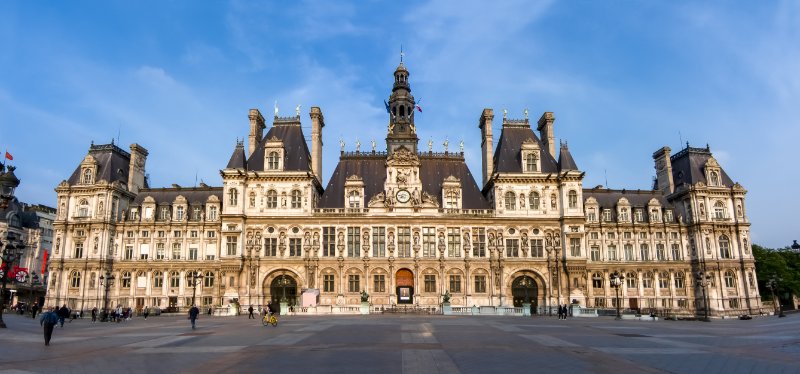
[82,168,94,184]
[709,171,719,186]
[526,153,539,172]
[504,191,516,210]
[521,140,541,173]
[704,157,722,187]
[445,190,459,209]
[619,207,629,222]
[713,201,726,219]
[634,209,644,222]
[267,152,279,170]
[348,190,361,208]
[78,199,90,217]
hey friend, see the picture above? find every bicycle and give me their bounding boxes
[262,313,278,327]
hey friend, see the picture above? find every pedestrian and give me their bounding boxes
[563,304,568,319]
[143,306,150,320]
[91,307,98,323]
[248,305,254,319]
[188,305,200,329]
[57,305,69,327]
[31,302,39,319]
[40,308,59,346]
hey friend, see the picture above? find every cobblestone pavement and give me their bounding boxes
[0,313,798,374]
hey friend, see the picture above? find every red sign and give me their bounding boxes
[42,250,49,274]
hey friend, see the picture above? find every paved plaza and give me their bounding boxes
[0,313,798,373]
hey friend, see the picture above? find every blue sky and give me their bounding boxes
[1,1,798,248]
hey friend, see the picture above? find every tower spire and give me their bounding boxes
[385,55,418,156]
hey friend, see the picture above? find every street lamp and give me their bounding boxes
[276,275,291,302]
[0,234,24,328]
[99,272,115,321]
[609,271,625,320]
[0,165,21,210]
[765,275,785,318]
[695,271,712,322]
[186,270,202,308]
[518,276,533,304]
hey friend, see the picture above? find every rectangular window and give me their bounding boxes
[590,232,599,240]
[323,274,335,292]
[141,231,149,238]
[347,227,360,257]
[607,245,618,261]
[172,243,181,260]
[639,232,648,239]
[623,232,632,239]
[173,230,182,238]
[289,238,302,257]
[124,245,133,260]
[659,274,669,289]
[323,227,336,257]
[189,247,198,260]
[373,274,386,293]
[372,227,385,257]
[424,275,436,293]
[677,298,688,308]
[531,239,543,258]
[590,246,600,261]
[603,209,612,222]
[640,244,649,261]
[473,228,486,257]
[607,232,616,240]
[127,231,134,238]
[624,244,634,261]
[207,231,216,238]
[157,230,165,238]
[656,244,666,261]
[190,230,198,238]
[153,273,163,288]
[505,239,519,257]
[635,209,644,222]
[264,238,277,256]
[447,228,461,257]
[397,227,411,258]
[156,243,165,260]
[569,238,581,257]
[226,236,237,256]
[474,275,486,293]
[449,275,461,293]
[348,274,360,293]
[594,297,605,307]
[422,227,436,258]
[671,244,681,260]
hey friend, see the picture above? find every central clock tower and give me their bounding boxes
[386,62,419,156]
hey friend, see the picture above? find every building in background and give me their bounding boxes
[45,63,758,317]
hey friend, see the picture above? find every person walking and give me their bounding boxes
[188,305,200,329]
[562,304,568,319]
[91,307,98,323]
[143,306,150,320]
[248,305,255,319]
[57,305,69,327]
[31,302,40,319]
[40,308,59,346]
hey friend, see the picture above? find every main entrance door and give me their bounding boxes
[512,275,539,309]
[270,274,298,306]
[396,269,414,305]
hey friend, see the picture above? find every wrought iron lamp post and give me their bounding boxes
[276,275,291,302]
[186,271,202,308]
[0,236,24,328]
[609,270,625,320]
[518,276,533,304]
[765,275,785,318]
[695,271,712,322]
[99,271,115,321]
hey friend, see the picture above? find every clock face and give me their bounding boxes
[396,189,411,203]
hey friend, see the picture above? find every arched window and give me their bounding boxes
[592,272,603,288]
[658,272,670,288]
[526,153,538,172]
[70,271,81,288]
[78,199,90,217]
[153,271,164,288]
[619,207,629,222]
[291,190,302,209]
[625,272,637,288]
[249,192,256,208]
[719,235,731,259]
[204,271,215,287]
[121,271,132,288]
[674,272,685,289]
[208,206,218,220]
[228,188,238,206]
[642,272,653,288]
[504,191,516,210]
[724,271,735,288]
[714,201,726,219]
[568,190,578,209]
[529,192,540,210]
[267,151,280,170]
[170,271,180,288]
[348,190,360,208]
[82,168,93,184]
[709,171,719,186]
[266,190,277,208]
[175,205,185,220]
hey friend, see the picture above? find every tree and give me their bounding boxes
[752,244,800,307]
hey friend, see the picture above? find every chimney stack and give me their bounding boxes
[310,106,325,184]
[653,146,675,195]
[248,109,266,157]
[128,143,148,194]
[479,109,495,186]
[537,112,556,158]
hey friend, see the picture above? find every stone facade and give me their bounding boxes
[45,64,759,317]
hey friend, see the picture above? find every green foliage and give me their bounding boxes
[752,244,800,301]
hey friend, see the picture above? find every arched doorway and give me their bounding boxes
[396,269,414,305]
[270,274,297,306]
[512,275,539,309]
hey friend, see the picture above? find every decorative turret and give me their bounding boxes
[386,61,419,156]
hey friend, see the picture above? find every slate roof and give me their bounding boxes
[318,153,490,209]
[583,187,675,222]
[492,123,558,174]
[67,143,138,186]
[557,143,579,171]
[670,145,734,187]
[226,142,247,169]
[131,187,222,206]
[246,118,311,172]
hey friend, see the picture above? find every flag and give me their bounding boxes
[4,151,11,161]
[42,250,49,274]
[384,100,390,114]
[415,99,422,113]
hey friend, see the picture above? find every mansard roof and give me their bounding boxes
[226,141,247,170]
[246,117,311,172]
[318,152,490,209]
[583,187,675,222]
[66,142,137,186]
[557,143,579,171]
[670,145,734,188]
[492,121,558,174]
[131,187,222,205]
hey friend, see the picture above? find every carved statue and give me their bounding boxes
[295,104,301,116]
